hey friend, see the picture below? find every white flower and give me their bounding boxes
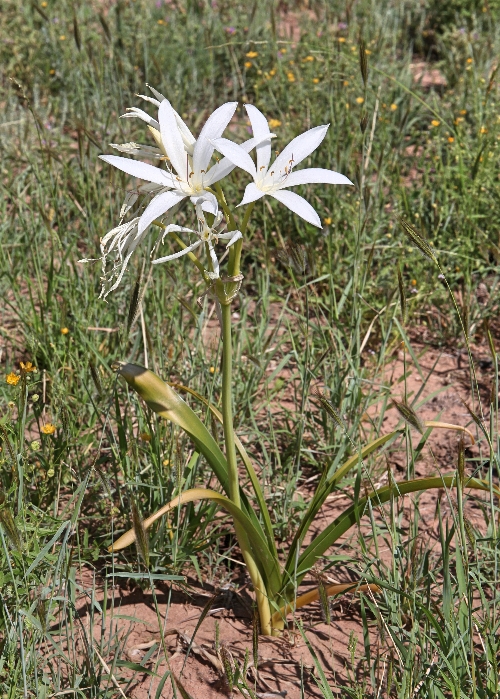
[153,203,242,279]
[99,88,274,237]
[211,105,353,227]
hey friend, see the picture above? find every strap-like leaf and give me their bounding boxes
[283,475,499,601]
[108,487,281,597]
[169,381,276,559]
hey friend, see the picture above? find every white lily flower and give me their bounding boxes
[100,89,275,237]
[211,105,353,227]
[153,203,242,279]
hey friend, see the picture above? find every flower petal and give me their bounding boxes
[173,110,196,154]
[245,104,272,176]
[138,190,186,235]
[270,189,321,227]
[211,138,257,178]
[99,155,174,187]
[147,84,167,102]
[204,133,275,186]
[279,167,353,188]
[190,191,218,215]
[158,99,189,178]
[271,125,329,179]
[120,107,160,130]
[153,239,202,265]
[192,102,238,180]
[237,182,265,207]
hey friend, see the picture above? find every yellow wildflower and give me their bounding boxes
[338,37,346,43]
[157,19,165,24]
[268,118,282,129]
[41,424,56,435]
[209,366,216,374]
[287,72,295,82]
[60,327,69,335]
[140,432,151,442]
[466,57,473,64]
[356,97,364,104]
[20,361,36,373]
[244,61,252,69]
[448,136,455,143]
[480,126,488,134]
[49,69,55,75]
[390,103,398,111]
[460,109,467,115]
[312,77,320,84]
[6,373,20,386]
[411,279,417,286]
[343,80,349,86]
[431,120,440,127]
[303,55,314,62]
[269,68,276,76]
[246,51,258,58]
[41,1,48,5]
[324,217,332,225]
[59,35,66,40]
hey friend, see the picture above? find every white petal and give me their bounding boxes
[192,102,238,180]
[147,84,167,102]
[207,241,220,276]
[237,182,265,207]
[137,94,161,107]
[211,138,257,178]
[190,192,218,215]
[120,107,160,130]
[271,125,329,179]
[138,190,186,234]
[99,155,174,187]
[245,104,272,175]
[158,99,189,178]
[280,167,353,188]
[173,109,196,153]
[153,239,202,265]
[270,189,321,227]
[204,133,275,186]
[225,230,242,247]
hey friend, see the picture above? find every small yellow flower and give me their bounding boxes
[157,19,165,24]
[41,423,56,435]
[6,373,20,386]
[312,77,320,84]
[162,458,170,467]
[140,432,151,442]
[280,48,287,53]
[466,57,473,64]
[324,217,332,225]
[287,71,295,82]
[269,68,276,77]
[20,361,36,373]
[338,37,346,43]
[41,1,48,5]
[448,136,455,143]
[390,103,398,111]
[343,80,349,86]
[454,117,463,124]
[246,51,258,58]
[351,45,356,51]
[49,69,55,75]
[411,279,417,286]
[460,109,467,115]
[356,97,364,104]
[244,61,252,69]
[59,35,66,41]
[365,49,372,54]
[480,126,488,134]
[345,103,350,109]
[303,55,314,62]
[268,118,282,129]
[60,327,69,335]
[209,366,216,374]
[431,120,440,127]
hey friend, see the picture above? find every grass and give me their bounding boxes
[1,0,500,695]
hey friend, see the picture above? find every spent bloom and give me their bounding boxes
[212,105,353,227]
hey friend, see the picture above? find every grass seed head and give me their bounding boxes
[397,263,407,323]
[392,399,424,434]
[131,498,149,568]
[398,217,437,263]
[359,38,368,87]
[0,498,23,552]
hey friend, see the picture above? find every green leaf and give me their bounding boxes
[108,487,281,600]
[285,475,498,600]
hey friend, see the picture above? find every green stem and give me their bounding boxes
[221,302,240,507]
[228,201,255,278]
